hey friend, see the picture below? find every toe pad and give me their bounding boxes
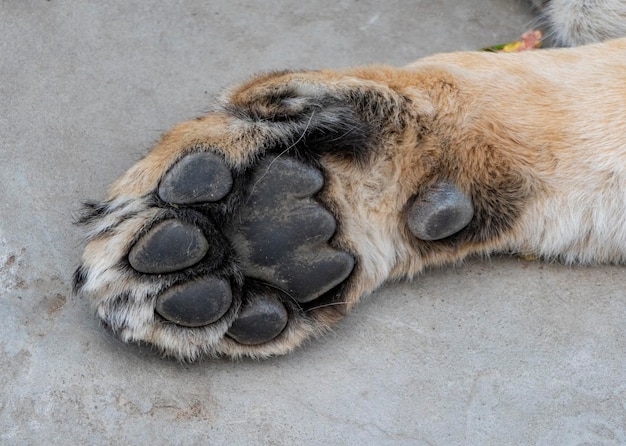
[156,277,233,327]
[158,152,233,204]
[227,290,289,345]
[128,220,209,274]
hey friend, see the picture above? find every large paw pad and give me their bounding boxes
[231,157,355,303]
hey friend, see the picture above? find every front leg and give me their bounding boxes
[75,40,626,359]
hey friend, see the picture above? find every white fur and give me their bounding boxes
[537,0,626,46]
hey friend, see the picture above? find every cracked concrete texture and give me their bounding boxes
[1,1,625,445]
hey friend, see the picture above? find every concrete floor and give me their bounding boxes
[1,1,625,445]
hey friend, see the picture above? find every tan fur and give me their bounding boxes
[77,38,626,359]
[322,37,626,306]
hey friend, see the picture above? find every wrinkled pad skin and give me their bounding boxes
[156,277,233,327]
[407,182,474,241]
[128,220,209,274]
[231,157,355,303]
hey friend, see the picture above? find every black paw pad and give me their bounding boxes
[408,182,474,241]
[128,220,209,274]
[232,156,355,303]
[158,152,233,204]
[226,290,289,345]
[156,277,233,327]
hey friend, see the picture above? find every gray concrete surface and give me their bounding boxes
[1,1,625,445]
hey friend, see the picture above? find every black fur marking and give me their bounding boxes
[75,201,112,225]
[466,175,529,243]
[225,98,373,164]
[288,100,372,163]
[72,265,88,292]
[224,75,414,164]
